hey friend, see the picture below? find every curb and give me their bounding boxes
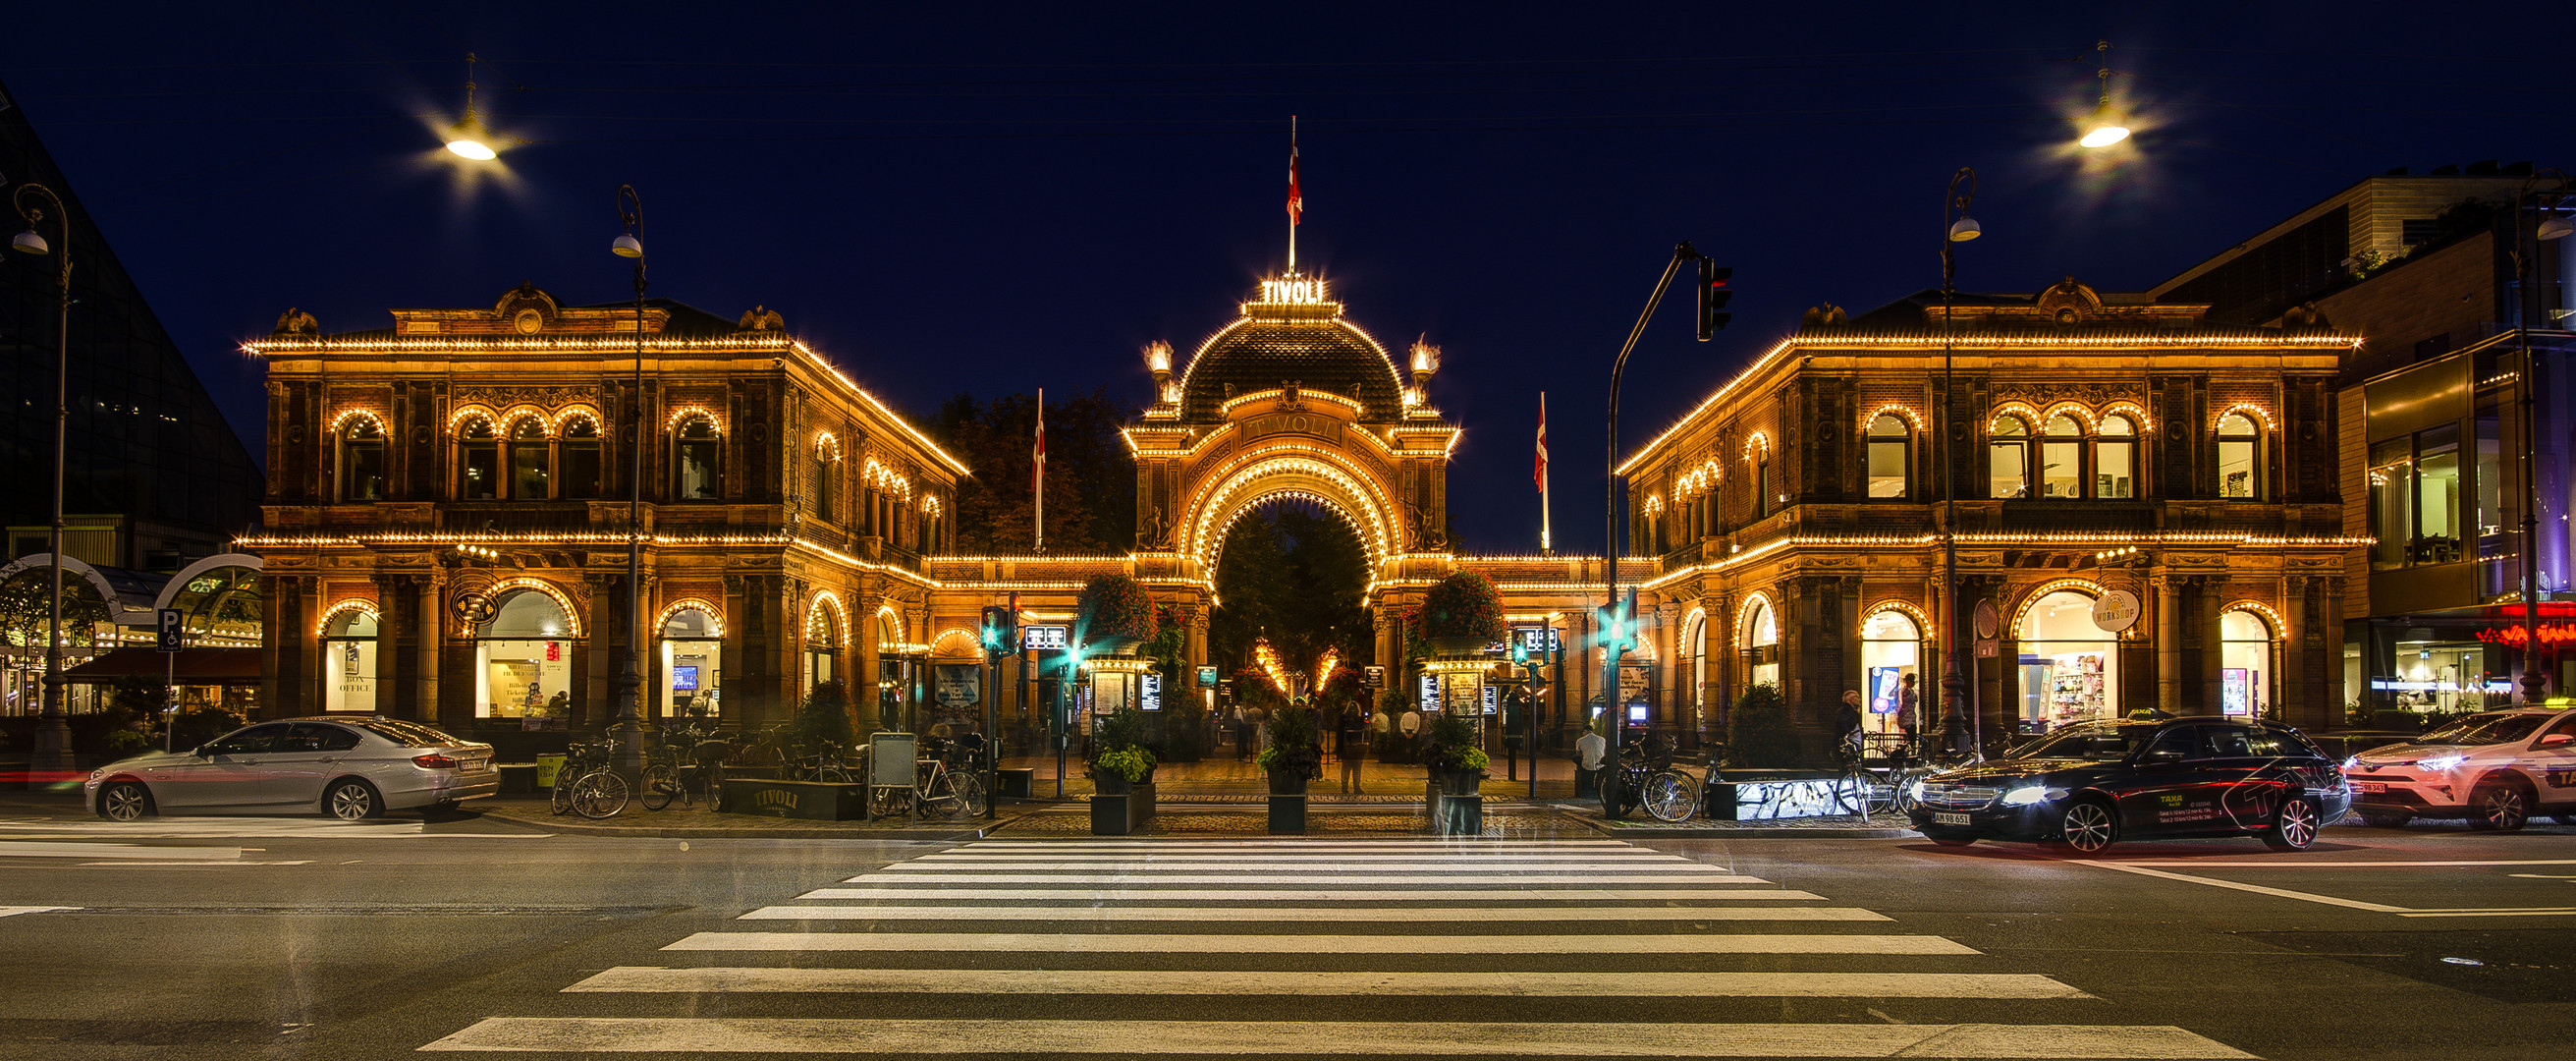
[467,806,1037,841]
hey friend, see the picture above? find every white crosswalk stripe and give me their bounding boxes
[419,837,2262,1059]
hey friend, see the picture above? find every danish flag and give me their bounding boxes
[1534,394,1549,491]
[1287,140,1302,226]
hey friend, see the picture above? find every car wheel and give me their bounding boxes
[325,779,383,821]
[2359,812,2411,828]
[2467,781,2530,832]
[96,781,155,822]
[1920,826,1978,848]
[2054,799,2120,855]
[2262,795,2321,851]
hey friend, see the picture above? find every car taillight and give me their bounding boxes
[412,754,458,769]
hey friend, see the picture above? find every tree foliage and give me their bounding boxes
[0,571,112,649]
[927,388,1134,555]
[1209,504,1372,680]
[1727,682,1799,768]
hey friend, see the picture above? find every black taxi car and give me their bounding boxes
[1904,716,2350,854]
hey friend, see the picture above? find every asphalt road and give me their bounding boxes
[0,799,2568,1060]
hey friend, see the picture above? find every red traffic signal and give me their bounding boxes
[1696,259,1733,341]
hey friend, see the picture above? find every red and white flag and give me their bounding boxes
[1534,393,1549,491]
[1286,140,1302,226]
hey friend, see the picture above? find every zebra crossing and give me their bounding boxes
[421,837,2258,1058]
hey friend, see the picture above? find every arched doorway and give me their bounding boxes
[320,602,379,714]
[2016,587,2118,729]
[658,603,723,721]
[1739,596,1780,690]
[475,587,576,723]
[1859,606,1924,736]
[804,595,844,694]
[2220,607,2276,719]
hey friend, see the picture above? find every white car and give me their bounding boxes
[2345,708,2576,830]
[84,716,498,821]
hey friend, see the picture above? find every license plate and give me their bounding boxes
[1933,811,1971,826]
[461,759,490,773]
[2351,781,2383,793]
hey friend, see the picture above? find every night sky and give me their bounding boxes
[3,2,2557,555]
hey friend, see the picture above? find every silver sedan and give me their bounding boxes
[83,716,499,821]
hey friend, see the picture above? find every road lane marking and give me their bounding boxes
[2395,909,2576,918]
[740,905,1885,922]
[661,932,1979,955]
[877,862,1733,872]
[0,842,242,861]
[2077,861,2407,912]
[77,861,313,866]
[959,840,1638,847]
[422,1019,2250,1057]
[567,968,2085,998]
[2106,859,2576,868]
[799,887,1817,902]
[846,873,1756,885]
[0,906,75,918]
[914,852,1692,861]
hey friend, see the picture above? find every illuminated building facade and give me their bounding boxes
[1618,279,2361,747]
[245,286,964,735]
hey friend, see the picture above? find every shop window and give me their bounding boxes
[2371,425,2463,568]
[474,589,575,722]
[559,419,601,500]
[1865,414,1909,498]
[1860,608,1923,736]
[1988,415,2031,498]
[508,419,550,500]
[458,420,499,500]
[659,607,723,720]
[2095,416,2137,499]
[321,608,378,714]
[341,419,385,502]
[1740,599,1780,690]
[674,417,723,501]
[2017,590,2117,728]
[2476,397,2505,588]
[2042,415,2085,498]
[2220,609,2274,718]
[2368,438,2414,571]
[2217,413,2264,499]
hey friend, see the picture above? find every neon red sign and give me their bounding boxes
[2474,623,2576,646]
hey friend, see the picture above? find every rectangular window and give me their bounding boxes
[2096,440,2134,498]
[510,441,550,500]
[2218,438,2259,499]
[1867,439,1907,498]
[2416,423,2461,565]
[560,443,600,500]
[460,441,499,500]
[2042,440,2083,498]
[1989,441,2027,498]
[345,444,384,501]
[2368,437,2413,572]
[677,442,721,500]
[2476,399,2504,561]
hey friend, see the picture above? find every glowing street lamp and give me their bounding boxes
[2078,40,2131,149]
[443,54,502,161]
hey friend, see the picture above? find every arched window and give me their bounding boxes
[559,418,601,499]
[1859,608,1923,736]
[805,604,841,691]
[2095,415,2137,499]
[2217,413,2263,499]
[1751,443,1775,518]
[2042,414,2085,498]
[2016,589,2119,726]
[813,440,840,522]
[474,589,575,720]
[659,607,724,720]
[674,417,723,500]
[1740,598,1780,690]
[1988,415,2031,498]
[508,419,550,499]
[459,419,499,500]
[1685,612,1710,720]
[1865,414,1909,498]
[341,419,385,502]
[321,608,378,713]
[2220,609,2275,718]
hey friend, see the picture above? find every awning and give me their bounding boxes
[59,647,263,685]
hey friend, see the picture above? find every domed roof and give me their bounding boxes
[1175,280,1405,422]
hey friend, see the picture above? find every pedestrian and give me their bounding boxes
[1232,704,1250,760]
[1338,708,1366,794]
[1896,673,1921,759]
[1834,690,1864,763]
[1574,724,1607,798]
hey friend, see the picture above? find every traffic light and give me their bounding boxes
[1695,259,1732,341]
[1510,636,1531,666]
[1597,587,1638,656]
[978,605,1014,656]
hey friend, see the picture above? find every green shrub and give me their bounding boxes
[1258,705,1324,780]
[1727,683,1798,767]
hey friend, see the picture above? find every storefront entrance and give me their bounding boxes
[2016,589,2118,730]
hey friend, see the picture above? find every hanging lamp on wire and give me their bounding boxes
[2078,40,2132,148]
[445,53,501,160]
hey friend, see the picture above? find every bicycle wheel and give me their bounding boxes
[571,770,630,819]
[814,761,852,785]
[1833,765,1873,816]
[549,771,575,815]
[702,763,726,812]
[1642,770,1699,823]
[1890,768,1930,815]
[957,771,989,816]
[640,763,680,811]
[869,785,914,817]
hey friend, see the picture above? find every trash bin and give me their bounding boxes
[534,754,566,788]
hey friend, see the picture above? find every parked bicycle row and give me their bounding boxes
[544,722,991,821]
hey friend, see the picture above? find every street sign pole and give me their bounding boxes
[156,608,183,753]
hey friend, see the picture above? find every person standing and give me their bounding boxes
[1338,708,1366,794]
[1574,724,1607,798]
[1895,673,1921,760]
[1834,691,1864,764]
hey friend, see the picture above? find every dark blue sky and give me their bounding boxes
[3,1,2557,554]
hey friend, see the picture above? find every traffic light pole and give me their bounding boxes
[1601,242,1698,819]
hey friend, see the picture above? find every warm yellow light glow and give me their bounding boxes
[1256,277,1331,306]
[2079,101,2132,148]
[444,120,499,160]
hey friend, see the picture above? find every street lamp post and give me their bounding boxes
[1938,168,1980,756]
[608,186,649,779]
[1601,242,1699,818]
[11,183,75,774]
[2513,169,2573,703]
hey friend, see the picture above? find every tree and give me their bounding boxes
[0,571,112,651]
[1727,683,1798,768]
[926,388,1134,555]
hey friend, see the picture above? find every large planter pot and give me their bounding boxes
[1268,771,1309,796]
[1091,780,1155,835]
[1426,635,1492,657]
[1436,769,1482,796]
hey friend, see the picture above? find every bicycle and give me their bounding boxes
[642,722,731,811]
[1614,734,1700,823]
[874,733,988,819]
[550,736,630,819]
[788,735,853,784]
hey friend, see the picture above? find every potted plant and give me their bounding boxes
[1086,706,1157,834]
[1414,571,1506,656]
[1422,713,1490,795]
[1254,705,1324,794]
[1076,574,1158,656]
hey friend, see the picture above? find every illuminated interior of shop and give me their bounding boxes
[474,590,572,719]
[1740,599,1779,689]
[321,609,378,714]
[659,607,721,719]
[2017,590,2117,729]
[1860,608,1921,735]
[2219,610,2273,717]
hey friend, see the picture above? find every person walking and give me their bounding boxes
[1232,704,1250,760]
[1337,708,1366,794]
[1834,690,1865,765]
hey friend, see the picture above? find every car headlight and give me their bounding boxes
[85,767,107,784]
[2415,754,2468,772]
[2341,755,2359,770]
[2000,785,2064,807]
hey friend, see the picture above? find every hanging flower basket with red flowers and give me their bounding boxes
[1413,570,1506,652]
[1076,573,1158,651]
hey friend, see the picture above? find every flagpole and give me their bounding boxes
[1287,116,1298,274]
[1539,392,1553,555]
[1033,387,1045,554]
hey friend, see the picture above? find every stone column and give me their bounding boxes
[856,592,885,732]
